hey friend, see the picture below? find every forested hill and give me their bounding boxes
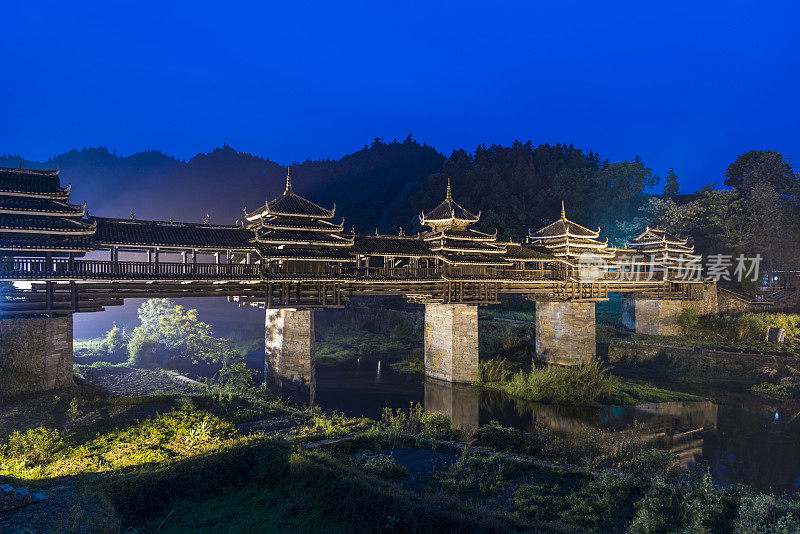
[0,138,660,244]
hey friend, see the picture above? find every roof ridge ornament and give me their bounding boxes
[285,166,292,193]
[446,177,452,201]
[560,200,566,220]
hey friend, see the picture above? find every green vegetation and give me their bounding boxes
[478,320,535,361]
[436,450,520,496]
[3,382,800,533]
[128,299,240,367]
[478,361,701,406]
[601,311,800,357]
[357,452,409,479]
[389,354,425,373]
[315,324,419,361]
[380,403,462,442]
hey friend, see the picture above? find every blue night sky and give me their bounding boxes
[2,0,798,191]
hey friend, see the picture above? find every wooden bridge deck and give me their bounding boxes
[0,257,701,315]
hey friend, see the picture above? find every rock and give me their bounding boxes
[0,484,13,492]
[13,488,29,497]
[30,493,47,502]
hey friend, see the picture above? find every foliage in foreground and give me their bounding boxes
[479,361,700,406]
[0,408,238,480]
[380,403,462,442]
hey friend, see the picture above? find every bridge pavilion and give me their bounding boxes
[0,167,717,396]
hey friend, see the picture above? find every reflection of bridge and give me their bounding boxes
[0,167,718,394]
[424,380,718,470]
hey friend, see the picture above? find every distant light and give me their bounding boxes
[775,412,780,421]
[774,276,780,281]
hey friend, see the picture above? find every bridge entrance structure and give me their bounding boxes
[0,166,715,395]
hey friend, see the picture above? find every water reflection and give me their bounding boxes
[424,378,480,436]
[254,351,800,492]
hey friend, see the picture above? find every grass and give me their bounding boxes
[599,311,800,357]
[3,381,800,533]
[749,381,800,400]
[389,354,425,373]
[380,402,462,442]
[478,361,702,406]
[315,325,420,361]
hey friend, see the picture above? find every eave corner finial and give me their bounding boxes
[446,177,452,201]
[560,200,566,220]
[285,166,292,192]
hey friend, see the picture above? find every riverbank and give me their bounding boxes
[1,378,798,533]
[606,340,800,402]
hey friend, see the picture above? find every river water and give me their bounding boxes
[252,351,800,494]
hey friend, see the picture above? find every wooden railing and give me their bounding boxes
[0,258,692,284]
[0,259,262,280]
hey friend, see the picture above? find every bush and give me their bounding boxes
[734,493,800,533]
[630,473,735,533]
[127,336,161,367]
[561,471,646,530]
[677,308,700,332]
[486,362,618,405]
[381,403,461,441]
[435,450,518,496]
[101,324,128,361]
[359,453,408,479]
[2,426,64,466]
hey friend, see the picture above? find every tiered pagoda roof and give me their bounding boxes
[527,201,616,261]
[420,179,510,266]
[626,227,700,264]
[244,169,354,262]
[0,166,95,253]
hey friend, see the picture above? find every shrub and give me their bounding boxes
[436,450,518,496]
[734,493,800,533]
[560,471,646,530]
[513,483,568,521]
[677,308,700,332]
[127,336,161,367]
[487,362,618,405]
[3,426,64,466]
[381,403,461,441]
[101,324,128,361]
[630,473,735,534]
[360,453,408,479]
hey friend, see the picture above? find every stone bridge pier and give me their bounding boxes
[265,308,316,403]
[622,283,718,336]
[535,301,596,365]
[0,315,74,395]
[424,303,479,384]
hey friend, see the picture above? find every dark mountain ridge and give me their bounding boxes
[1,137,660,244]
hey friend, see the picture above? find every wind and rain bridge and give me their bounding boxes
[0,166,718,395]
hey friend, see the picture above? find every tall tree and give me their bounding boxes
[662,168,679,199]
[724,150,797,198]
